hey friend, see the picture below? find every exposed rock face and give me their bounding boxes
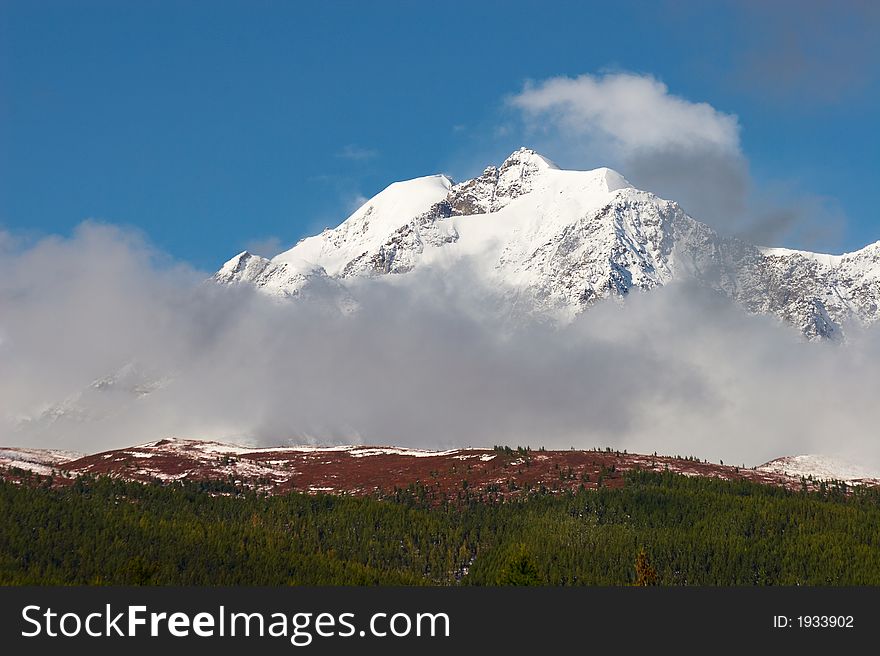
[339,201,459,277]
[446,147,560,215]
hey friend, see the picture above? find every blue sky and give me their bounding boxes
[1,0,878,269]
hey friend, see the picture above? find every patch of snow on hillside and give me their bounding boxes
[348,447,465,458]
[757,454,880,484]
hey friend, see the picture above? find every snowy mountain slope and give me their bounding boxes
[13,361,171,438]
[756,242,880,336]
[281,174,456,277]
[0,447,83,476]
[214,251,357,311]
[215,147,880,339]
[758,454,880,486]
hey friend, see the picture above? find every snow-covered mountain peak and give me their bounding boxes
[213,150,880,339]
[491,148,630,196]
[759,246,844,268]
[213,249,356,310]
[271,174,453,277]
[499,147,560,172]
[593,167,633,193]
[215,250,337,289]
[760,240,880,268]
[300,173,452,245]
[216,251,272,282]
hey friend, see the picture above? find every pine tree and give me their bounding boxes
[497,544,541,586]
[634,547,658,586]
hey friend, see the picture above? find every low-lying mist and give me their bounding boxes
[2,222,879,470]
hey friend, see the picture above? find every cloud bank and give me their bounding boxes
[2,222,880,472]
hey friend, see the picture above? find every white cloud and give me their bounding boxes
[510,73,740,157]
[336,144,378,161]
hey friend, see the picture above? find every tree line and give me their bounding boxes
[1,469,879,585]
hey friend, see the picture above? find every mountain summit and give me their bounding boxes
[215,148,880,340]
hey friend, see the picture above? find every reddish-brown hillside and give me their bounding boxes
[5,439,871,501]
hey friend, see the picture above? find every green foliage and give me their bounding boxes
[2,470,880,586]
[496,544,541,586]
